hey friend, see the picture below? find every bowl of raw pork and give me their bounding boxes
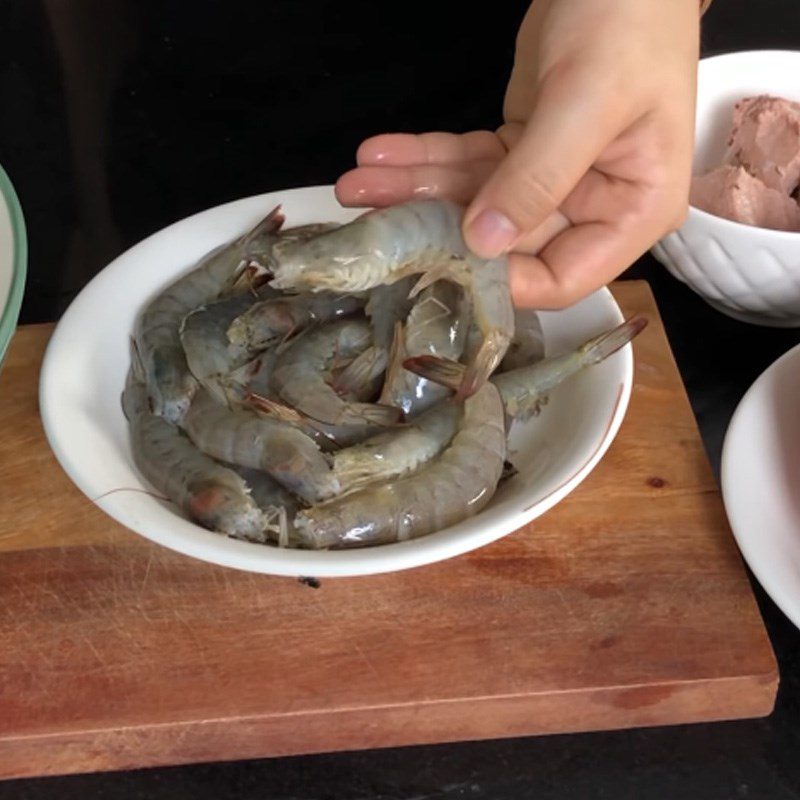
[0,164,26,370]
[39,186,638,578]
[651,50,800,326]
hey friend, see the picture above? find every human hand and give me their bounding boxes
[335,0,701,308]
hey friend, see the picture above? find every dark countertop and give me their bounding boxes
[2,1,800,797]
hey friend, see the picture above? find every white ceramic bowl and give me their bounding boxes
[652,50,800,327]
[0,164,27,368]
[40,186,634,578]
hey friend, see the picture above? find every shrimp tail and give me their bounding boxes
[402,354,464,391]
[244,391,344,450]
[330,345,388,398]
[338,402,403,428]
[579,316,648,365]
[245,391,307,423]
[454,329,511,401]
[379,321,407,405]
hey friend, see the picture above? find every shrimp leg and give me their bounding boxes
[231,466,300,548]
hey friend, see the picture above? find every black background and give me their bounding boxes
[2,0,800,797]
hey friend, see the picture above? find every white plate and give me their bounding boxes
[39,185,633,578]
[722,344,800,629]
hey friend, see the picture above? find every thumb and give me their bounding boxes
[463,69,626,259]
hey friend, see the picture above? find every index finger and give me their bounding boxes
[357,131,506,167]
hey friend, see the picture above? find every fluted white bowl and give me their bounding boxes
[652,50,800,327]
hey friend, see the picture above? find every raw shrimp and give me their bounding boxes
[294,381,506,549]
[225,348,280,403]
[332,401,461,496]
[236,351,388,452]
[121,365,268,542]
[246,391,388,451]
[232,315,386,418]
[268,199,514,400]
[183,389,340,504]
[226,292,364,351]
[380,280,469,417]
[270,318,400,427]
[180,289,272,403]
[499,308,545,372]
[136,206,285,424]
[405,317,647,423]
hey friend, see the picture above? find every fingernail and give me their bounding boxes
[466,209,519,257]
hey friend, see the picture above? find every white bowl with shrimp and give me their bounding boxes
[39,185,633,578]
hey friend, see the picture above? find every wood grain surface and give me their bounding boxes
[0,281,778,780]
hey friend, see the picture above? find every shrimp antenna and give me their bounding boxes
[128,336,146,382]
[243,204,285,244]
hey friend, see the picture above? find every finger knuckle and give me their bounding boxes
[501,169,561,227]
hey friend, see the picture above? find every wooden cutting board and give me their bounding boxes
[0,281,777,780]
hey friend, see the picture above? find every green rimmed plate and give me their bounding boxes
[0,164,27,369]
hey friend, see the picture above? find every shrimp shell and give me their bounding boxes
[380,280,469,417]
[294,381,506,549]
[225,348,280,404]
[333,400,461,496]
[122,369,267,541]
[246,391,388,452]
[183,389,340,504]
[498,308,545,372]
[180,290,270,403]
[270,318,400,427]
[226,292,364,351]
[330,345,388,400]
[364,276,416,351]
